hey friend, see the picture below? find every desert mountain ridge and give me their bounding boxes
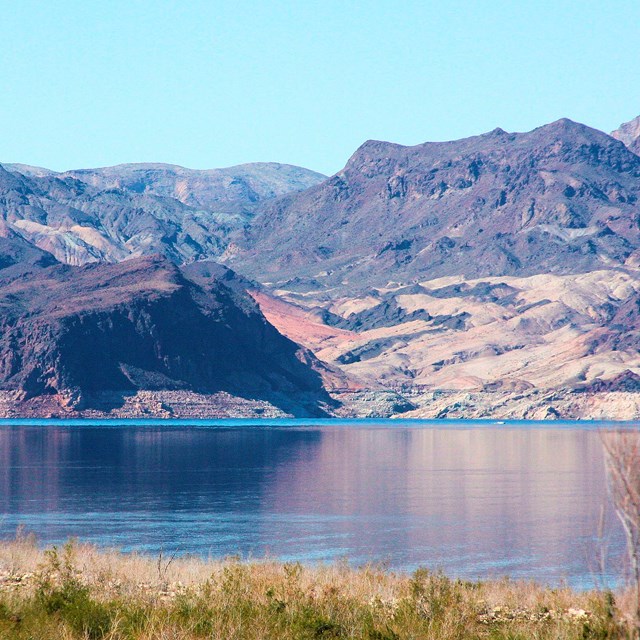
[3,114,640,419]
[228,117,640,288]
[0,160,325,266]
[5,161,325,209]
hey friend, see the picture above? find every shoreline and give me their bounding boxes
[0,538,629,639]
[2,388,640,421]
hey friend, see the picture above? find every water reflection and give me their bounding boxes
[0,424,625,587]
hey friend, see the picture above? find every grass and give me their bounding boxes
[0,535,635,639]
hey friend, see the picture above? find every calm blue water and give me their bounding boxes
[0,419,628,588]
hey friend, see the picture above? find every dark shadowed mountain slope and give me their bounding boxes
[0,242,333,415]
[0,232,58,272]
[0,162,325,266]
[612,115,640,155]
[227,119,640,290]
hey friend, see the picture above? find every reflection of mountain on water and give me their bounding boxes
[0,425,624,586]
[0,427,73,514]
[262,428,622,583]
[0,426,323,513]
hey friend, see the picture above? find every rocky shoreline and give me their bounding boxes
[1,387,639,420]
[0,390,336,419]
[335,388,640,421]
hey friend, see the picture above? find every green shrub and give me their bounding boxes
[34,541,114,640]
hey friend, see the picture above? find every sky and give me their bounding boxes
[2,0,640,175]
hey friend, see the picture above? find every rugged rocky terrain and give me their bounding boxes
[0,237,334,417]
[4,115,640,419]
[0,161,324,266]
[228,118,640,288]
[228,115,640,419]
[252,269,640,419]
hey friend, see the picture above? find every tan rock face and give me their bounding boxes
[255,270,640,400]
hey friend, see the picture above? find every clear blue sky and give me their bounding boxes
[2,0,640,175]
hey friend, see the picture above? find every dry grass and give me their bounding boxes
[0,535,632,639]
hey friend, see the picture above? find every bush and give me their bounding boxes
[35,541,114,640]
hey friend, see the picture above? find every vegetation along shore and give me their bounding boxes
[0,536,636,640]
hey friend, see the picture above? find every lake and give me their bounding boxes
[0,419,629,588]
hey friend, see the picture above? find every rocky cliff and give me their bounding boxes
[0,240,334,416]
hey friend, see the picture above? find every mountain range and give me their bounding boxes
[3,114,640,418]
[0,162,324,265]
[229,118,640,286]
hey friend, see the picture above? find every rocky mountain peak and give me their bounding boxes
[485,127,508,137]
[611,115,640,154]
[0,244,333,415]
[229,118,640,288]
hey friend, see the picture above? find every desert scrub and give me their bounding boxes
[0,538,629,639]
